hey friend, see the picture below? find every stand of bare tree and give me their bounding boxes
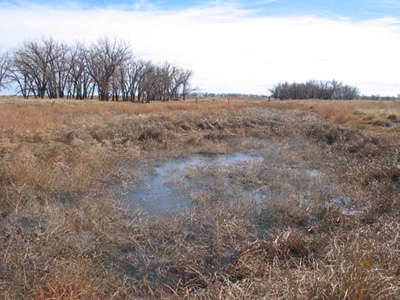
[270,80,360,100]
[0,52,10,91]
[0,37,193,102]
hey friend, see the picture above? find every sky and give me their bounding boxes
[0,0,399,96]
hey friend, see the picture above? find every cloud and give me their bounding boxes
[0,2,399,95]
[132,0,158,11]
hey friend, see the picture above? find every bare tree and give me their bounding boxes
[12,38,59,98]
[52,42,73,98]
[9,57,33,98]
[85,37,131,101]
[181,69,193,100]
[5,37,193,102]
[67,43,96,100]
[270,80,359,100]
[0,52,10,91]
[339,85,360,100]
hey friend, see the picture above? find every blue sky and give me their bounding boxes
[0,0,399,95]
[3,0,400,19]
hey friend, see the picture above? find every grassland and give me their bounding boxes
[254,99,400,133]
[0,98,399,299]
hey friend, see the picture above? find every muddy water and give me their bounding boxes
[126,153,264,214]
[124,151,355,216]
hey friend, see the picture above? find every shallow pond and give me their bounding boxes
[123,150,355,216]
[126,152,264,214]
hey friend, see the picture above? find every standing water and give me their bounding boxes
[126,153,264,214]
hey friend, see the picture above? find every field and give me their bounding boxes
[0,98,399,299]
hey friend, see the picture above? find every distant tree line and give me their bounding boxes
[0,37,193,102]
[361,95,399,101]
[190,92,267,98]
[269,80,360,100]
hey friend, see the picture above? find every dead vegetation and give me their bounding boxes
[0,99,399,299]
[255,99,400,133]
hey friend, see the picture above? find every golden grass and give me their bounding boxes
[0,98,399,299]
[0,100,243,133]
[255,99,400,133]
[33,276,100,300]
[3,97,397,134]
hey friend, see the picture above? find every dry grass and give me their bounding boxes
[255,99,400,133]
[33,276,100,300]
[0,98,399,299]
[0,100,243,133]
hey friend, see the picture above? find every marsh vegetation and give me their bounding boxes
[0,98,399,299]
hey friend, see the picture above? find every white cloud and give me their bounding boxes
[132,0,158,11]
[0,3,399,95]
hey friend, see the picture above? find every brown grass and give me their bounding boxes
[0,100,243,133]
[255,99,400,133]
[0,98,399,299]
[33,276,101,300]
